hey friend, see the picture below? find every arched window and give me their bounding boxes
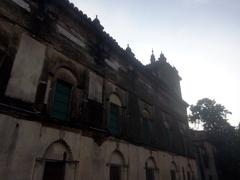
[143,109,151,145]
[202,147,209,168]
[0,32,12,95]
[164,121,172,149]
[108,94,122,136]
[32,140,78,180]
[0,48,8,94]
[109,151,127,180]
[170,162,178,180]
[145,157,158,180]
[39,140,76,180]
[50,68,77,121]
[187,164,194,180]
[179,128,186,154]
[0,49,5,68]
[187,171,191,180]
[182,167,186,180]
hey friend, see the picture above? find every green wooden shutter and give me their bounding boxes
[109,103,120,136]
[165,128,172,149]
[143,119,150,145]
[51,80,72,120]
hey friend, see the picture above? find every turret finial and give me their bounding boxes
[158,51,167,62]
[126,44,135,57]
[93,15,104,30]
[150,49,156,64]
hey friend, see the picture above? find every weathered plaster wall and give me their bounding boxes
[10,0,30,12]
[0,1,203,180]
[0,114,198,180]
[203,142,219,180]
[88,72,103,103]
[6,34,46,102]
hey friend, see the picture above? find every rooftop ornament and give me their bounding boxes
[158,51,167,62]
[150,49,156,64]
[126,44,135,57]
[93,15,104,30]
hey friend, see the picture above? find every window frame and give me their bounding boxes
[0,49,9,95]
[142,109,152,145]
[170,169,177,180]
[182,167,186,180]
[145,167,155,180]
[170,162,178,180]
[187,171,191,180]
[108,150,127,180]
[50,79,73,121]
[145,157,158,180]
[0,49,6,67]
[109,164,122,180]
[42,160,66,180]
[108,94,123,136]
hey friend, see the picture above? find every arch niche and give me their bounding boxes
[170,162,179,180]
[32,140,78,180]
[108,150,127,180]
[145,157,159,180]
[48,67,79,121]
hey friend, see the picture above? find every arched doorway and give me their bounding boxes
[145,157,159,180]
[108,150,127,180]
[32,140,78,180]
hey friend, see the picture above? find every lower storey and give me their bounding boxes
[0,114,198,180]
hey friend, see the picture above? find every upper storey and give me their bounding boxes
[0,0,192,156]
[146,52,182,98]
[1,0,187,109]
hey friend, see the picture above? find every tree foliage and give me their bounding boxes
[189,98,240,180]
[189,98,231,133]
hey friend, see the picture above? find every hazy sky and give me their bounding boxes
[70,0,240,126]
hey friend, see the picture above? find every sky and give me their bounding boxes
[70,0,240,126]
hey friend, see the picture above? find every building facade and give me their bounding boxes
[191,131,219,180]
[0,0,209,180]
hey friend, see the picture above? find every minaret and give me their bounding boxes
[150,49,156,64]
[93,15,104,30]
[126,44,135,57]
[126,44,132,52]
[158,51,167,62]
